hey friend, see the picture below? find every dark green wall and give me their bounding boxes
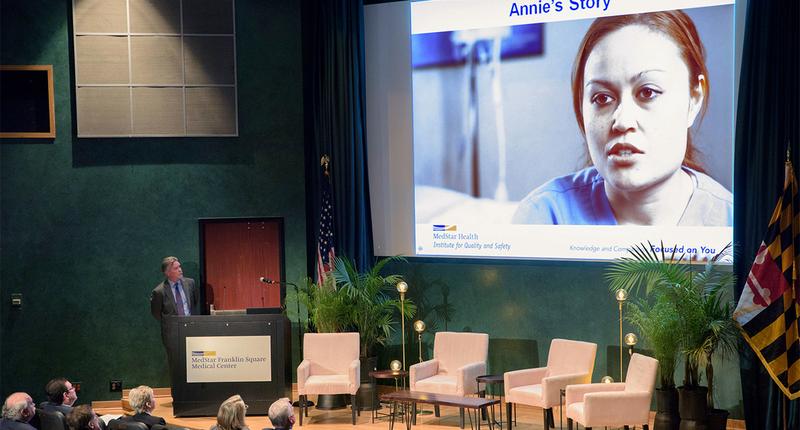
[1,0,305,403]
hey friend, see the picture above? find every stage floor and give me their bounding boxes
[94,390,745,430]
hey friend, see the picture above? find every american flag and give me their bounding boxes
[316,159,336,284]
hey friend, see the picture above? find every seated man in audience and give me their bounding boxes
[123,386,165,428]
[66,405,101,430]
[267,398,294,430]
[1,392,37,430]
[41,378,78,415]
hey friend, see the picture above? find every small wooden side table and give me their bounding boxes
[476,374,505,427]
[369,369,409,423]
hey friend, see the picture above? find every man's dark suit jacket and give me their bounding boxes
[150,277,201,344]
[0,418,37,430]
[39,402,71,416]
[123,413,166,428]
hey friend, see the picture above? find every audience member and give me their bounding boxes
[1,393,37,430]
[66,405,101,430]
[211,395,249,430]
[267,398,294,430]
[123,386,165,428]
[41,378,77,415]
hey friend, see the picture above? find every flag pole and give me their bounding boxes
[781,393,789,430]
[783,394,787,430]
[786,142,791,430]
[786,142,792,430]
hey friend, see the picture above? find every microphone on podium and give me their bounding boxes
[260,277,296,286]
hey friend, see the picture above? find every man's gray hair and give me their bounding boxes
[268,398,294,429]
[161,256,179,274]
[128,386,154,414]
[2,393,31,421]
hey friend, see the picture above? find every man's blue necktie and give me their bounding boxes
[174,283,186,316]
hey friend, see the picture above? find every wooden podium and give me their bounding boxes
[165,314,291,417]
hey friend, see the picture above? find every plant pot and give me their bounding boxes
[356,356,379,411]
[706,408,729,430]
[678,386,708,430]
[361,356,378,382]
[356,382,379,411]
[316,394,349,410]
[654,387,680,430]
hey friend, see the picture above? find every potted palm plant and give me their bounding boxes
[678,252,737,430]
[331,255,416,358]
[667,279,709,430]
[300,274,353,333]
[625,293,682,430]
[607,242,736,430]
[329,255,416,410]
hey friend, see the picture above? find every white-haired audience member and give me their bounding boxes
[123,386,165,428]
[211,395,249,430]
[1,393,37,430]
[267,398,294,430]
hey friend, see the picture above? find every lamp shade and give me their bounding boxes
[390,360,402,372]
[615,288,628,302]
[396,281,409,293]
[601,376,615,383]
[624,332,639,346]
[413,320,426,333]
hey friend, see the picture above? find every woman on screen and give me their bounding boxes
[512,10,732,226]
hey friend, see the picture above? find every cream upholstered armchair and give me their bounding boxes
[565,353,658,430]
[297,332,360,426]
[409,331,489,428]
[504,338,597,430]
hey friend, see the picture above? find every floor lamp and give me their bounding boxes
[390,360,403,390]
[615,288,628,381]
[413,320,433,415]
[623,332,638,382]
[396,281,409,371]
[625,333,638,356]
[413,320,426,362]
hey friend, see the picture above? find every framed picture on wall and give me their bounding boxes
[0,65,56,139]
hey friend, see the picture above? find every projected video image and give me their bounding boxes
[411,1,734,261]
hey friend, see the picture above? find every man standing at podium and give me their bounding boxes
[150,256,201,346]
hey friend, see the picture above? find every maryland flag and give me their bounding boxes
[734,160,800,399]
